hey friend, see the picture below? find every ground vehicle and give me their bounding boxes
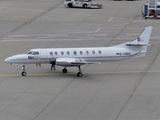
[64,0,103,9]
[142,0,160,19]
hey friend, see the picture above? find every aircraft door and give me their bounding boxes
[40,50,48,63]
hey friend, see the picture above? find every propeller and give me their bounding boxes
[50,60,56,71]
[36,63,41,67]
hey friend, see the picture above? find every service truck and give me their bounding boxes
[64,0,103,9]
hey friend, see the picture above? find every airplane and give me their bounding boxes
[4,26,153,77]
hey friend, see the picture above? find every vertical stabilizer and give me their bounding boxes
[127,26,153,46]
[125,26,153,58]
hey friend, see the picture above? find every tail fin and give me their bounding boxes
[125,26,153,58]
[126,26,152,52]
[115,26,153,58]
[126,26,152,47]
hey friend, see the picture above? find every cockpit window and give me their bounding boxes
[27,51,34,54]
[33,52,39,55]
[27,51,39,55]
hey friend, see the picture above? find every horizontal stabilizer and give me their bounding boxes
[126,43,151,46]
[71,62,101,65]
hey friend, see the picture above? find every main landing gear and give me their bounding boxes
[62,68,67,73]
[21,65,27,76]
[62,66,82,77]
[21,65,83,77]
[77,65,82,77]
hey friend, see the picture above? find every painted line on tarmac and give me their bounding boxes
[1,70,160,77]
[0,115,12,120]
[94,27,102,33]
[107,17,114,21]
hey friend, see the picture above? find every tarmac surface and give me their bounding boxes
[0,0,160,120]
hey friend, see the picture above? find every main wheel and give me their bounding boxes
[68,3,73,8]
[77,72,82,77]
[83,4,87,8]
[62,68,67,73]
[22,71,27,76]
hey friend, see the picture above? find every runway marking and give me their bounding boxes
[107,17,114,21]
[154,24,159,27]
[117,36,132,38]
[87,34,107,36]
[8,7,43,12]
[0,115,11,120]
[127,33,139,36]
[9,34,68,37]
[94,27,101,33]
[9,35,28,37]
[1,70,160,77]
[3,36,160,42]
[139,15,143,19]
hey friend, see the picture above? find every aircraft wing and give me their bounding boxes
[55,58,100,66]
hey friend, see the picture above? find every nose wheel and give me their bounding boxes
[22,66,27,76]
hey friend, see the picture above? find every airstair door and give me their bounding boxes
[40,50,48,63]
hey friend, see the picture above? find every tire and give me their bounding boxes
[62,68,67,73]
[83,4,87,8]
[68,3,73,8]
[77,72,82,77]
[22,71,27,76]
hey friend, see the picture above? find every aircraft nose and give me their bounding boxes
[4,57,12,63]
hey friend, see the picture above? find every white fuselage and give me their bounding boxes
[4,26,153,77]
[5,46,142,66]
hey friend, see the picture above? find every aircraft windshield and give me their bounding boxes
[26,51,39,55]
[27,51,34,54]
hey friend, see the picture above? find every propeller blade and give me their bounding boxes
[36,63,41,67]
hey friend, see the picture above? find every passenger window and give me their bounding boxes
[92,51,95,54]
[61,52,64,55]
[50,52,53,55]
[67,51,70,55]
[55,52,58,55]
[74,51,77,55]
[80,51,83,55]
[98,51,101,54]
[86,51,89,54]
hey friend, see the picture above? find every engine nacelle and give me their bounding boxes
[56,58,81,66]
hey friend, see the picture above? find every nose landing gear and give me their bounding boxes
[22,66,26,76]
